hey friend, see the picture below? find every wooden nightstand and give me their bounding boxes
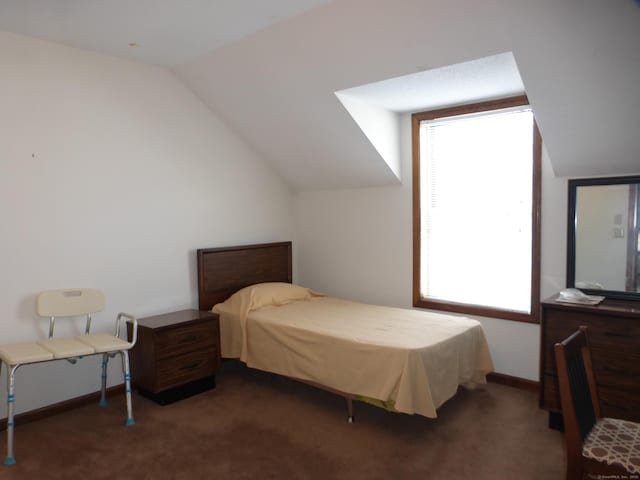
[128,309,220,405]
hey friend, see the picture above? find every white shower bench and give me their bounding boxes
[0,289,138,465]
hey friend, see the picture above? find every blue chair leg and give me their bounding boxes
[4,364,19,466]
[121,351,135,426]
[99,353,109,407]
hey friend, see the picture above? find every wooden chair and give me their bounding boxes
[554,326,640,480]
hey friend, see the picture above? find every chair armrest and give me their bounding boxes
[115,313,138,347]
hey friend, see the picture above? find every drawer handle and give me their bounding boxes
[602,366,638,376]
[179,335,198,344]
[600,402,630,413]
[181,363,200,371]
[602,332,630,339]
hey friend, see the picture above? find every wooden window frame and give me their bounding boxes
[411,95,541,324]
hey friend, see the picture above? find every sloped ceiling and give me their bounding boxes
[0,0,336,66]
[334,51,527,182]
[1,0,639,190]
[175,0,640,190]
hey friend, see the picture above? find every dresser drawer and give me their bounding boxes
[155,349,217,391]
[544,309,640,347]
[591,347,640,390]
[541,355,640,419]
[541,374,561,412]
[542,310,640,375]
[599,387,640,422]
[540,297,640,424]
[155,322,217,359]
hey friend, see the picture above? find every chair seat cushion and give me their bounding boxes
[583,417,640,474]
[77,334,131,353]
[0,342,54,365]
[37,338,95,359]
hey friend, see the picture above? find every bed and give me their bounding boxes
[197,241,493,420]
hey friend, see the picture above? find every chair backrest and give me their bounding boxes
[555,327,600,442]
[37,289,105,317]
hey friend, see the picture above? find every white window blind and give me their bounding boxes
[419,107,534,313]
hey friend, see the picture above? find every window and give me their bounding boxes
[412,96,541,323]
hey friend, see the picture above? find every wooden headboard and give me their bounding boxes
[197,241,292,311]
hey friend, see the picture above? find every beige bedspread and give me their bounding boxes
[214,296,493,418]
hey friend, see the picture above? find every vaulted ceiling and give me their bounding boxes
[1,0,639,190]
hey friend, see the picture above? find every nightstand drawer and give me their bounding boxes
[155,349,217,391]
[129,309,221,404]
[155,322,217,359]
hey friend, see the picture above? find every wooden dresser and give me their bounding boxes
[128,309,220,405]
[540,295,640,427]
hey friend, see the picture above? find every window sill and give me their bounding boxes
[413,298,539,324]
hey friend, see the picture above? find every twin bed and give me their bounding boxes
[197,241,493,421]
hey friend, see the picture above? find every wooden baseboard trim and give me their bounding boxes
[487,372,539,394]
[0,384,125,431]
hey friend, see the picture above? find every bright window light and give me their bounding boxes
[419,107,534,313]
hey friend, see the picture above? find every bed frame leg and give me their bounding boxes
[346,396,354,423]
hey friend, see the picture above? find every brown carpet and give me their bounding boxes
[0,360,564,479]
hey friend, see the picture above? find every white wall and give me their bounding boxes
[335,92,402,181]
[294,114,567,381]
[0,31,293,416]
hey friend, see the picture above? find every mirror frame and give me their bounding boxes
[567,174,640,302]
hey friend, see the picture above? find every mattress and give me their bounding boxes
[214,292,493,418]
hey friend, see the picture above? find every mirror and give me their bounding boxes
[567,175,640,301]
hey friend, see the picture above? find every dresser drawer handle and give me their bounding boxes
[181,363,200,371]
[600,401,632,413]
[602,331,630,339]
[179,335,198,344]
[602,366,637,376]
